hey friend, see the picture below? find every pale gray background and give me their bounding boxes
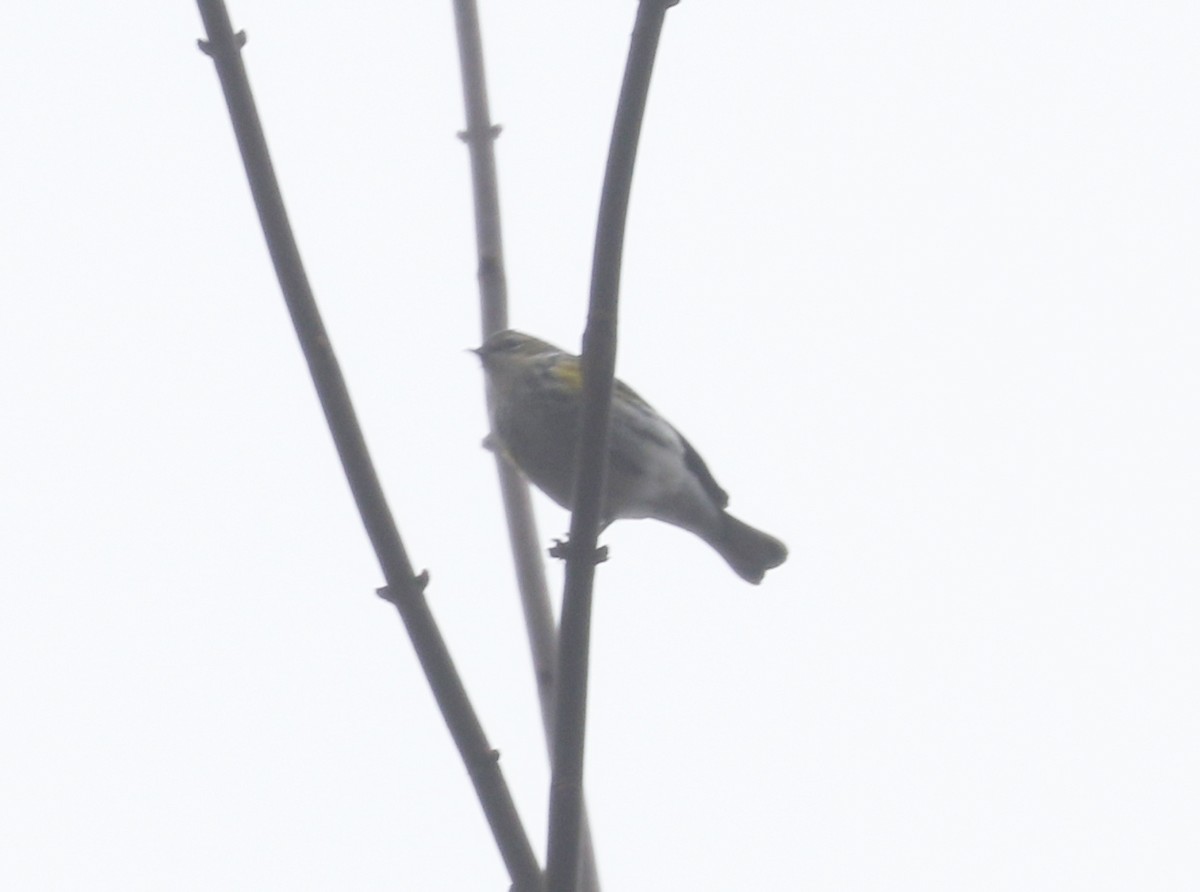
[2,2,1197,889]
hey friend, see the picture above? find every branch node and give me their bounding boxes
[549,538,608,565]
[456,123,503,144]
[197,30,246,57]
[375,570,430,606]
[466,748,502,777]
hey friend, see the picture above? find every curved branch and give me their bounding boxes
[545,3,680,891]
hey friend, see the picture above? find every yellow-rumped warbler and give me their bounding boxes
[474,329,787,584]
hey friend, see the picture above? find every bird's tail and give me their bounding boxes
[709,513,788,584]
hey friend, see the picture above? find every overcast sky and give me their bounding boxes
[2,2,1197,889]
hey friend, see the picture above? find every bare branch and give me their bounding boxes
[450,1,608,888]
[545,2,680,890]
[194,3,540,888]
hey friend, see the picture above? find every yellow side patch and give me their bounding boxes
[549,358,584,393]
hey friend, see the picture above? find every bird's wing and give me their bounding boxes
[609,379,730,509]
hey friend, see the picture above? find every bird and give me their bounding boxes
[473,329,787,583]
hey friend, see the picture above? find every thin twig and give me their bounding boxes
[450,0,561,739]
[544,3,680,890]
[450,1,606,888]
[194,3,541,889]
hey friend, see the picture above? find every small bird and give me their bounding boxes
[474,329,787,583]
